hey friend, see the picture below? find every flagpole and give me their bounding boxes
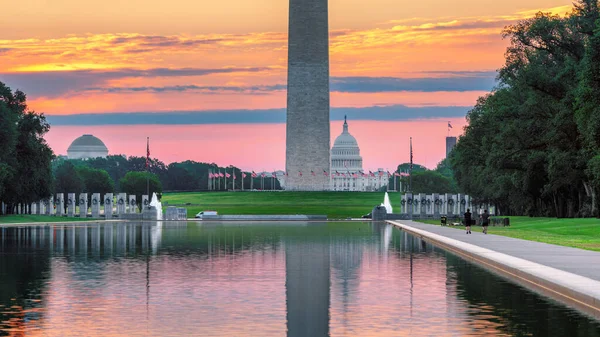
[409,137,413,193]
[146,137,150,198]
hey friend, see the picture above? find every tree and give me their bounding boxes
[54,161,84,195]
[77,166,114,196]
[119,171,162,203]
[0,82,54,214]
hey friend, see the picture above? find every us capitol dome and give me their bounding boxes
[67,134,109,160]
[330,116,389,191]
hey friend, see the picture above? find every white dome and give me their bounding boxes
[331,116,363,170]
[67,134,109,160]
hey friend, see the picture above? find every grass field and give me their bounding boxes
[420,216,600,251]
[162,191,400,219]
[0,215,95,224]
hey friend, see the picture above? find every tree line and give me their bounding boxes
[386,160,459,194]
[450,0,600,217]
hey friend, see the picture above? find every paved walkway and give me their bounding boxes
[387,220,600,318]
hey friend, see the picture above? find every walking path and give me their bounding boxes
[387,220,600,319]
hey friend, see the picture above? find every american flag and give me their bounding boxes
[352,173,358,178]
[242,173,247,178]
[394,172,401,177]
[323,170,328,176]
[272,172,276,178]
[208,173,213,178]
[400,172,409,177]
[378,171,384,177]
[261,173,266,178]
[448,121,453,129]
[299,171,303,177]
[251,171,257,178]
[336,171,340,176]
[225,173,231,178]
[311,171,315,176]
[219,172,224,178]
[233,173,236,180]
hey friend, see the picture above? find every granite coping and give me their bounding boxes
[387,220,600,319]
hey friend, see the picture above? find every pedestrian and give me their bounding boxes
[464,208,472,234]
[481,209,490,234]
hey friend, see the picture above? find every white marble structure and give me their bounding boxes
[104,193,113,218]
[116,193,126,215]
[67,134,109,159]
[91,193,100,218]
[56,193,64,216]
[79,193,88,218]
[129,195,137,213]
[330,117,390,191]
[67,193,76,217]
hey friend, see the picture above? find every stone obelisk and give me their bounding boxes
[285,0,331,191]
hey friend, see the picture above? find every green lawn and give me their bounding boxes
[0,215,96,224]
[419,216,600,251]
[162,191,399,219]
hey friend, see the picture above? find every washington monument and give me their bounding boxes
[285,0,331,191]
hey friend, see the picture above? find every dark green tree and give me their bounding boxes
[54,161,84,195]
[77,166,114,195]
[119,171,162,203]
[0,82,54,214]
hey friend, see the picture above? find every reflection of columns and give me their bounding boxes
[104,224,113,255]
[92,224,101,256]
[56,226,64,253]
[285,240,330,337]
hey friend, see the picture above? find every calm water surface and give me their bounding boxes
[0,222,599,337]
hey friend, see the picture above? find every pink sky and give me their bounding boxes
[46,118,466,170]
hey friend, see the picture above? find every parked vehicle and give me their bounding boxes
[194,210,218,219]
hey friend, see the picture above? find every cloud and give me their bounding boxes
[76,73,497,95]
[330,75,496,92]
[0,67,272,97]
[45,105,470,126]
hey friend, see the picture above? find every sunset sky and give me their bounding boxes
[0,0,573,170]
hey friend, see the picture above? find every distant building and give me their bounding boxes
[446,136,457,158]
[330,117,389,191]
[67,134,109,160]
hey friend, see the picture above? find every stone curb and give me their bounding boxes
[387,220,600,320]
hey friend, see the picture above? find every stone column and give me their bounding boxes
[44,197,53,215]
[129,195,137,213]
[400,194,407,215]
[79,193,88,218]
[67,193,76,217]
[426,194,433,216]
[36,201,42,215]
[91,193,100,218]
[104,193,113,219]
[446,193,454,217]
[458,193,466,215]
[116,193,126,215]
[56,193,64,216]
[418,193,426,217]
[433,193,440,217]
[405,192,413,218]
[142,195,149,211]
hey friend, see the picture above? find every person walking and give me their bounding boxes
[464,208,472,234]
[481,209,490,234]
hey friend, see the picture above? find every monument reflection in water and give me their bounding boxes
[0,222,599,337]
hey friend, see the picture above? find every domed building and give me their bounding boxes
[67,134,109,160]
[330,117,389,191]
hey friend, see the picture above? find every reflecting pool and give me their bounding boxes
[0,222,599,336]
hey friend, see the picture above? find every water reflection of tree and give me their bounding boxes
[445,253,600,337]
[0,227,51,336]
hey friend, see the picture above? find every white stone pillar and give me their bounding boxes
[79,193,88,218]
[91,193,101,218]
[116,193,126,215]
[67,193,76,217]
[129,195,137,213]
[104,193,113,219]
[56,193,64,216]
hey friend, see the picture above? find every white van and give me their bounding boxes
[195,210,218,219]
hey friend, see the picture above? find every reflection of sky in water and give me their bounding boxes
[0,222,599,337]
